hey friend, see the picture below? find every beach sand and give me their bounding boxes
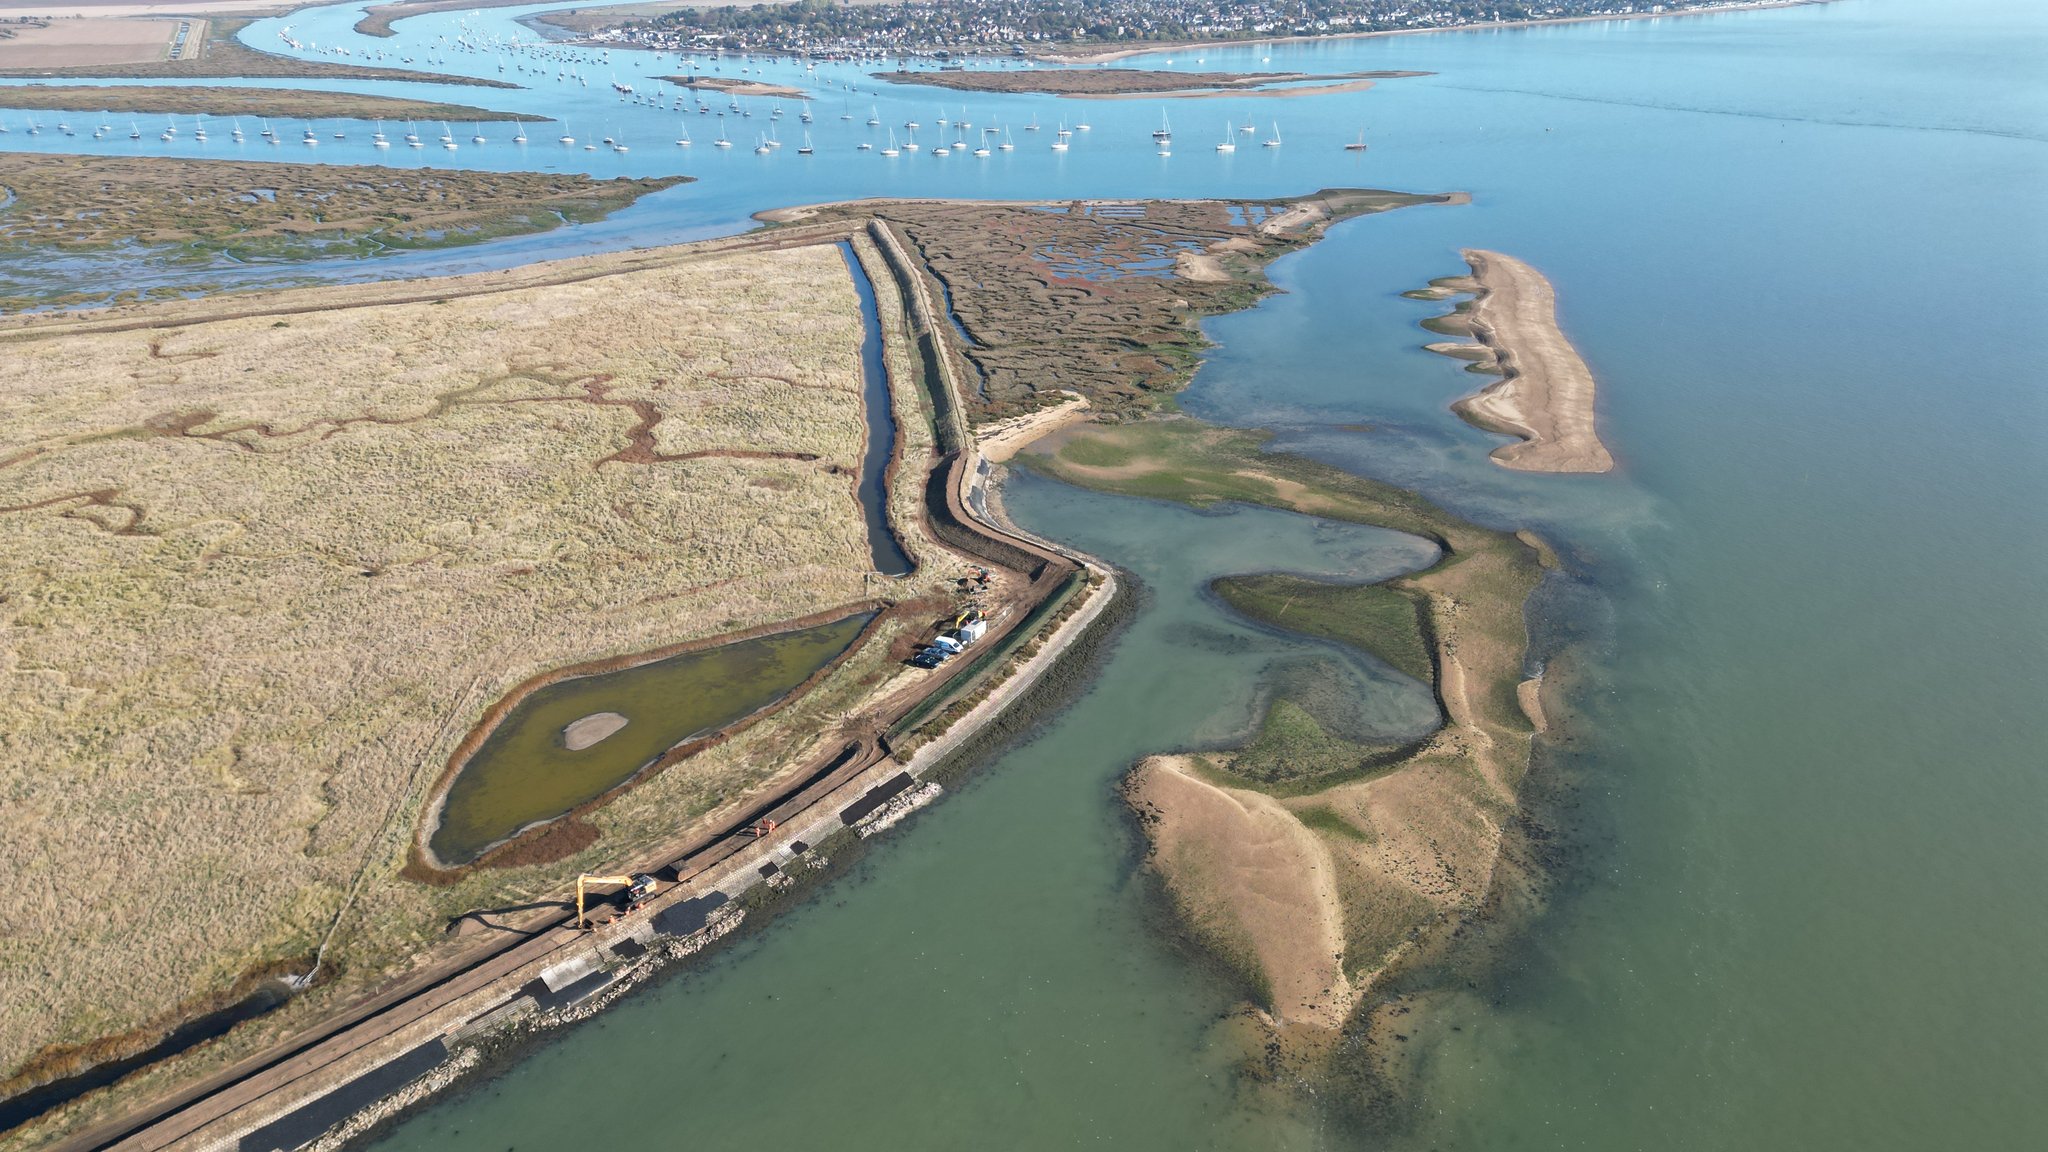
[1439,249,1615,474]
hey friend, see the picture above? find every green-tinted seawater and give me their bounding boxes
[430,614,871,865]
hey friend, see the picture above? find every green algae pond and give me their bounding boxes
[428,612,874,866]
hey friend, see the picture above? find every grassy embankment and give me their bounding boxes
[0,18,515,87]
[0,240,959,1134]
[0,85,543,122]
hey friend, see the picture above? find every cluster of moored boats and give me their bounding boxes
[0,114,527,150]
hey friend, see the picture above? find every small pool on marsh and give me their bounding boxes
[428,612,875,866]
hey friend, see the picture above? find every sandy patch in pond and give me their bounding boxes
[561,711,629,752]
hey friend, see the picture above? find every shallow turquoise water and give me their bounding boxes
[6,0,2042,1146]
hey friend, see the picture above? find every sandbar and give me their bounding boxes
[1432,249,1614,474]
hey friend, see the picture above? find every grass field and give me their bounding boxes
[0,241,912,1096]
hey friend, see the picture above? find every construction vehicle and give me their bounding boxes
[575,872,658,930]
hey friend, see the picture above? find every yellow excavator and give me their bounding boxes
[575,872,658,930]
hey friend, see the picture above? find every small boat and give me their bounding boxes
[472,128,487,144]
[1215,121,1235,153]
[676,123,692,146]
[866,104,880,126]
[1153,110,1172,141]
[880,129,899,157]
[933,144,950,156]
[1024,115,1040,132]
[1239,117,1256,134]
[714,117,733,147]
[998,127,1014,152]
[1344,128,1368,151]
[797,130,813,155]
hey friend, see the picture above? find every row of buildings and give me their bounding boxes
[580,1,1711,59]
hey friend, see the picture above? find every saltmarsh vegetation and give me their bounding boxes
[0,155,683,280]
[0,242,950,1109]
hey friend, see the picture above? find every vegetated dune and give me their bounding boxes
[1419,249,1615,473]
[0,243,898,1089]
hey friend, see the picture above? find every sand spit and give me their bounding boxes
[1429,249,1615,474]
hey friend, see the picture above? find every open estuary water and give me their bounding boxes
[5,0,2042,1146]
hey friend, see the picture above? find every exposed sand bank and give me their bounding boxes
[659,74,806,99]
[1427,249,1615,474]
[562,712,629,752]
[1128,755,1354,1030]
[975,392,1092,463]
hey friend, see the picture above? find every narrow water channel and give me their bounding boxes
[839,241,914,577]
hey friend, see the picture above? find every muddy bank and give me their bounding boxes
[1418,249,1615,474]
[875,68,1426,98]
